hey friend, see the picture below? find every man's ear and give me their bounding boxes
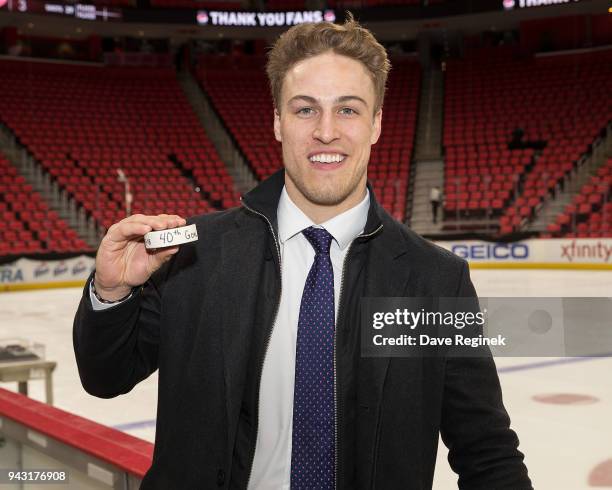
[370,108,382,145]
[274,108,282,143]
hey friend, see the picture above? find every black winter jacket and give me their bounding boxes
[73,169,531,489]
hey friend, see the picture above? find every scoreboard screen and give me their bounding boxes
[1,0,123,21]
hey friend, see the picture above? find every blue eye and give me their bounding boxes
[340,107,357,115]
[297,108,314,116]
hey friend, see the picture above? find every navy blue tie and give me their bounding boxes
[290,226,336,489]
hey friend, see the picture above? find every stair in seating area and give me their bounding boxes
[408,159,445,235]
[0,124,98,253]
[413,68,443,161]
[177,67,258,195]
[527,122,612,234]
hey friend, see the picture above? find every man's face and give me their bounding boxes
[274,51,382,209]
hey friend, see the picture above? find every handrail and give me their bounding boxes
[0,388,153,480]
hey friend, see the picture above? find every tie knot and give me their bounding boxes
[302,226,333,255]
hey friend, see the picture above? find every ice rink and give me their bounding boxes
[1,268,611,488]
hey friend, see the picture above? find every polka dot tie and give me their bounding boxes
[290,226,336,489]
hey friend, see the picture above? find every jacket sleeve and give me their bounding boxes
[72,264,168,399]
[440,261,532,489]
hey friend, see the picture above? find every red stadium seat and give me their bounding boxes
[443,46,612,234]
[0,59,236,249]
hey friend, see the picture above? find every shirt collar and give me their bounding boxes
[277,186,370,251]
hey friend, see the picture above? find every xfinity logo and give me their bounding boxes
[504,0,580,9]
[560,240,612,262]
[451,243,530,260]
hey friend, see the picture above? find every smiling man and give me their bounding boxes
[272,50,381,223]
[73,13,532,490]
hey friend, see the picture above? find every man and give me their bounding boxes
[430,185,441,224]
[73,14,532,489]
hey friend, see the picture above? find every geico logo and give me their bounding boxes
[451,243,529,260]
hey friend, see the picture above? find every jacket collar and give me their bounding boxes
[240,168,385,239]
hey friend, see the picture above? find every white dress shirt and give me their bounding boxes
[430,187,441,202]
[248,187,369,489]
[90,186,370,489]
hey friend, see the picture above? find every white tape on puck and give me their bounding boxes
[144,224,198,249]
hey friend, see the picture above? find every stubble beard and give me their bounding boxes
[285,162,367,207]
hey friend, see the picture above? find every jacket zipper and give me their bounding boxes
[241,200,283,490]
[241,197,383,489]
[334,223,383,489]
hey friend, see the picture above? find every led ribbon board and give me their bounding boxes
[503,0,582,10]
[2,0,122,20]
[196,9,336,27]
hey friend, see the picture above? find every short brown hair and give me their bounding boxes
[266,12,391,115]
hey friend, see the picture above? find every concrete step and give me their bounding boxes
[414,173,444,179]
[413,67,444,167]
[413,187,443,195]
[177,71,258,195]
[413,185,443,191]
[410,65,444,226]
[414,170,444,177]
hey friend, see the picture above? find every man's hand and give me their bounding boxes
[93,214,186,301]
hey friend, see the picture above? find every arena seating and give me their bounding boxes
[41,0,242,9]
[90,0,133,7]
[266,0,305,10]
[150,0,242,8]
[327,0,419,7]
[0,60,239,232]
[74,0,243,7]
[545,158,612,238]
[0,155,90,256]
[443,47,612,234]
[196,54,420,221]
